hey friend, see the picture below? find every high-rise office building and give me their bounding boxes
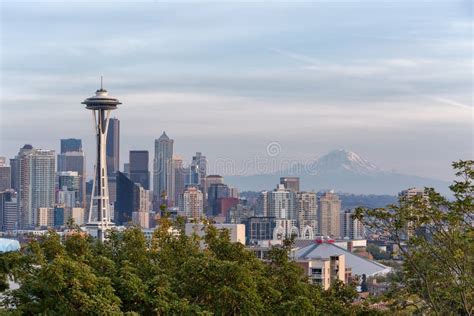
[60,138,82,153]
[342,209,364,240]
[15,146,55,229]
[129,150,150,190]
[167,155,185,207]
[153,132,173,204]
[318,191,341,238]
[0,158,11,191]
[202,175,224,210]
[115,171,150,226]
[106,118,120,176]
[268,184,296,219]
[207,183,230,217]
[256,191,268,216]
[280,177,300,192]
[296,192,318,237]
[0,190,17,232]
[57,150,86,207]
[179,185,203,220]
[191,152,207,184]
[9,158,19,193]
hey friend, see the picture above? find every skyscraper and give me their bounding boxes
[115,171,150,226]
[268,184,295,219]
[153,132,173,204]
[191,152,207,184]
[167,155,185,207]
[296,192,318,237]
[342,209,364,240]
[318,191,341,238]
[57,149,86,207]
[202,175,224,197]
[57,171,80,207]
[280,177,300,192]
[0,158,11,191]
[179,185,203,220]
[256,191,268,216]
[9,158,19,193]
[60,138,82,153]
[0,190,17,232]
[15,146,55,229]
[207,183,230,217]
[106,118,120,176]
[82,83,121,240]
[129,150,150,190]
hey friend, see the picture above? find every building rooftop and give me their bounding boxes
[294,241,391,277]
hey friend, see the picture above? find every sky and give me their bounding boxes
[0,0,472,181]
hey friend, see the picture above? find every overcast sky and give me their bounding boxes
[0,0,472,180]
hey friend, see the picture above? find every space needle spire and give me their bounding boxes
[82,79,121,241]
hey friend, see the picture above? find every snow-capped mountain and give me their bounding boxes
[226,149,450,195]
[306,149,382,176]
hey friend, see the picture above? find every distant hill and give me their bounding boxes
[226,149,451,195]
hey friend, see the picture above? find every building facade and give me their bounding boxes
[16,146,55,229]
[179,185,203,220]
[129,150,150,190]
[153,132,173,204]
[280,177,300,192]
[296,192,318,238]
[318,191,341,238]
[57,150,86,207]
[106,118,120,176]
[268,184,295,219]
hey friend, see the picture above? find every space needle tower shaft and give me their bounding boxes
[82,78,121,241]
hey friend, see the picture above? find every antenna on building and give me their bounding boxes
[100,76,104,90]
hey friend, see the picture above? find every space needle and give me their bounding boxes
[82,78,121,241]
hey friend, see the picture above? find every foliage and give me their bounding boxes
[355,160,474,315]
[0,217,370,315]
[366,244,390,260]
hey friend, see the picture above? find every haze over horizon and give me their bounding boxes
[0,1,472,181]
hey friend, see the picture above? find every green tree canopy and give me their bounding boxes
[355,160,474,315]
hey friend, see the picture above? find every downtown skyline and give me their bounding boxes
[0,1,472,181]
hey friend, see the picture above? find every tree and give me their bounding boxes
[355,160,474,315]
[1,214,372,314]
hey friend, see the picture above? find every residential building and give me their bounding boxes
[296,192,318,238]
[179,185,203,220]
[256,191,268,216]
[296,254,346,290]
[36,207,54,228]
[342,209,365,240]
[167,155,185,207]
[318,191,341,238]
[16,146,55,229]
[268,184,295,219]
